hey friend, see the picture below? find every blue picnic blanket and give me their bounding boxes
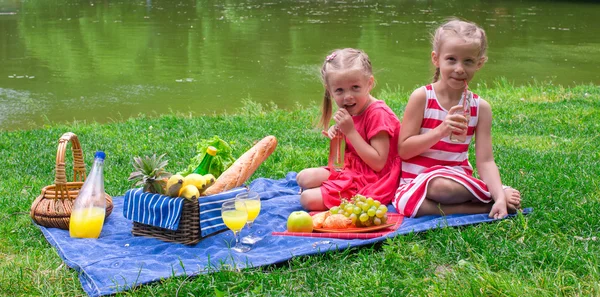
[36,172,531,297]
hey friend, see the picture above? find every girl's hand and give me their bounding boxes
[322,125,339,139]
[333,108,354,135]
[489,199,508,219]
[440,105,469,138]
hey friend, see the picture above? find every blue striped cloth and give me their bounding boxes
[123,187,248,235]
[198,187,247,237]
[123,188,184,230]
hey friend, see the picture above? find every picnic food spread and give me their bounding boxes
[286,194,390,233]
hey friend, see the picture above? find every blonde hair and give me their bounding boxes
[431,18,488,83]
[319,48,373,129]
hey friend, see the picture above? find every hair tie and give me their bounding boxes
[326,53,337,62]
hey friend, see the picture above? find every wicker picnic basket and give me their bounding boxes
[30,132,113,230]
[131,198,200,245]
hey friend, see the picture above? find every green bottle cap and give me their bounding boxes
[206,146,217,156]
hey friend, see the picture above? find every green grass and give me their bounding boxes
[1,81,599,296]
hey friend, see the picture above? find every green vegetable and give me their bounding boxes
[179,136,236,178]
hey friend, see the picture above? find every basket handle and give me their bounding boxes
[54,132,86,187]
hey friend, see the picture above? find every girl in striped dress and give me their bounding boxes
[393,19,521,219]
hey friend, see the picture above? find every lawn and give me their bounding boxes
[1,80,599,296]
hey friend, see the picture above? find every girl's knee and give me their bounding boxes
[296,168,329,188]
[427,177,455,199]
[299,190,326,211]
[296,169,309,188]
[299,191,315,210]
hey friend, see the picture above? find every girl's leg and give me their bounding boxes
[299,188,328,211]
[296,168,330,189]
[416,177,491,216]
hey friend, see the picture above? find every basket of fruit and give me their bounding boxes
[123,153,205,245]
[30,132,113,230]
[123,136,278,245]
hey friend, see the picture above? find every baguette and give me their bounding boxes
[203,135,277,195]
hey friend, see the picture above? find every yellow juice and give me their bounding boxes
[69,207,105,238]
[236,200,261,221]
[222,209,248,231]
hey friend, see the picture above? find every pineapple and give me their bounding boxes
[128,153,172,194]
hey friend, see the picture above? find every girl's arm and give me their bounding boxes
[474,99,508,218]
[346,130,390,172]
[398,88,445,159]
[335,109,389,172]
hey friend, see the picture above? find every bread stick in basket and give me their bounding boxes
[203,135,277,196]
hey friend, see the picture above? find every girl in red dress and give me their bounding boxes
[297,48,401,211]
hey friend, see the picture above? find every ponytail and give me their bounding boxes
[432,67,440,83]
[320,90,332,130]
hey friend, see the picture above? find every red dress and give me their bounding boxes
[321,100,402,208]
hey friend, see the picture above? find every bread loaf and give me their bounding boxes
[322,214,352,229]
[203,135,277,195]
[312,211,330,229]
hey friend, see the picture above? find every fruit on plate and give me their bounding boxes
[329,194,388,227]
[287,211,314,233]
[179,184,200,200]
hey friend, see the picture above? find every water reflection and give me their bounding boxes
[0,0,598,130]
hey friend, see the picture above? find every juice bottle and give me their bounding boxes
[192,146,217,175]
[449,84,471,143]
[69,151,107,239]
[328,133,345,171]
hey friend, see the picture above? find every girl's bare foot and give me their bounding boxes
[504,187,521,213]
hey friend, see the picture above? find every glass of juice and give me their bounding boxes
[235,191,262,245]
[221,199,250,253]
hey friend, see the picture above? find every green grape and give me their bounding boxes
[330,206,340,214]
[366,197,374,206]
[359,196,367,203]
[345,205,354,213]
[382,213,388,223]
[359,213,369,222]
[373,200,381,208]
[363,217,373,227]
[344,211,352,217]
[353,206,361,215]
[367,208,376,217]
[375,209,384,218]
[373,217,382,226]
[361,203,370,212]
[378,205,388,213]
[349,213,358,224]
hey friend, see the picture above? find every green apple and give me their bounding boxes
[287,211,314,233]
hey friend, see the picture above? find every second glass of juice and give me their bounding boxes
[235,191,262,244]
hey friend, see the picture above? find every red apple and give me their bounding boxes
[287,211,314,233]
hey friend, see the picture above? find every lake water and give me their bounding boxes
[1,0,599,131]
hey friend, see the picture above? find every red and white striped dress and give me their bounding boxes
[393,85,492,217]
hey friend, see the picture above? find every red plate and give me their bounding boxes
[313,223,395,233]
